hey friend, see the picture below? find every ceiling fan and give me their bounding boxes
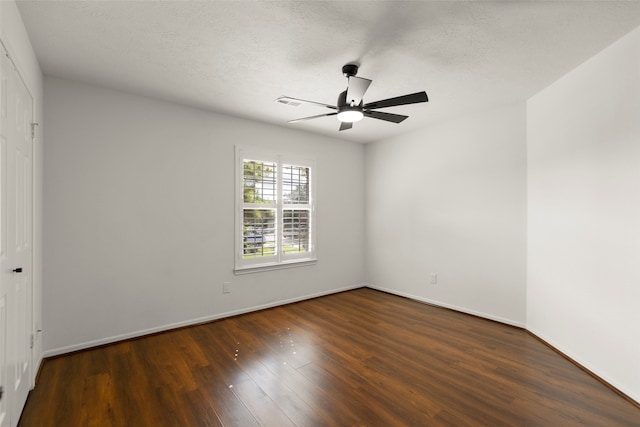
[276,64,428,131]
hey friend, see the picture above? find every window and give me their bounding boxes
[235,147,316,273]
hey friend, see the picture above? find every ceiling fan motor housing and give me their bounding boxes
[337,90,363,108]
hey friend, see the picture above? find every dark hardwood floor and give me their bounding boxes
[19,288,640,426]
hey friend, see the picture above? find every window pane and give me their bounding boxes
[283,209,310,254]
[282,164,310,204]
[244,160,277,203]
[243,209,276,258]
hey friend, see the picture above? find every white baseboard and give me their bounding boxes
[41,283,637,406]
[369,285,638,405]
[526,326,640,405]
[31,354,44,388]
[42,283,365,358]
[365,283,526,328]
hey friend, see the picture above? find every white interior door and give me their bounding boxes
[0,43,11,427]
[0,44,33,427]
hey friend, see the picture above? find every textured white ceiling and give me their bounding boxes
[16,1,640,143]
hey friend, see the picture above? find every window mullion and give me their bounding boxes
[276,156,283,263]
[283,203,311,210]
[243,202,277,209]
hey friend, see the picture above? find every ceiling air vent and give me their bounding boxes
[275,96,302,107]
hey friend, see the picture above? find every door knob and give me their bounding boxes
[12,267,22,273]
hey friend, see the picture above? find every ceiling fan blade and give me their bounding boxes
[288,112,338,123]
[363,91,428,109]
[364,110,408,123]
[276,96,337,110]
[339,121,353,131]
[346,76,372,106]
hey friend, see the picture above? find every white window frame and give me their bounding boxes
[234,146,317,274]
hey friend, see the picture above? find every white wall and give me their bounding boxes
[43,76,365,355]
[527,26,640,402]
[0,0,44,374]
[365,103,527,326]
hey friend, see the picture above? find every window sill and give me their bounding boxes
[234,258,317,275]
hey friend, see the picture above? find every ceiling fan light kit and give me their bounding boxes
[277,64,428,131]
[337,106,364,123]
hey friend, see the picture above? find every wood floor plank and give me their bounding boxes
[79,373,114,427]
[228,377,296,427]
[178,389,224,427]
[18,288,640,426]
[192,374,258,427]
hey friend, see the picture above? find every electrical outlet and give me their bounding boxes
[223,281,232,294]
[430,273,438,285]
